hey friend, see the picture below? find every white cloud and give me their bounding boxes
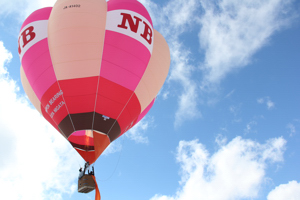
[0,0,55,22]
[287,123,296,137]
[0,41,80,200]
[169,41,201,127]
[126,116,155,144]
[0,0,28,19]
[150,136,286,200]
[257,96,275,110]
[162,91,170,100]
[215,134,228,146]
[102,117,155,156]
[161,0,199,30]
[144,0,294,126]
[224,89,235,98]
[244,120,257,134]
[142,0,201,127]
[257,98,265,104]
[199,0,295,86]
[164,0,202,126]
[229,104,241,115]
[0,41,12,74]
[267,181,300,200]
[143,0,200,36]
[102,139,123,156]
[266,100,275,110]
[286,119,299,137]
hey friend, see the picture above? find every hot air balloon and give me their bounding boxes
[18,0,170,199]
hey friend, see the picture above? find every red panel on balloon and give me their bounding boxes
[95,77,130,120]
[95,95,124,120]
[97,76,133,105]
[41,82,68,126]
[59,76,98,97]
[59,77,98,114]
[117,93,140,135]
[64,95,96,114]
[95,77,141,136]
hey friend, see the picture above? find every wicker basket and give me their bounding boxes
[78,175,95,193]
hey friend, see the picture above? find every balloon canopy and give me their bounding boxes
[18,0,170,164]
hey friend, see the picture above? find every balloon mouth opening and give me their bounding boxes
[68,130,111,164]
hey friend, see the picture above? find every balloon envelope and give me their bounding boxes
[19,0,170,164]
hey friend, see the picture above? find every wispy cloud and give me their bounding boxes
[0,41,80,200]
[151,136,286,200]
[126,116,155,144]
[144,0,295,126]
[244,120,258,134]
[0,41,12,74]
[224,89,235,99]
[103,116,155,155]
[143,0,202,126]
[267,180,300,200]
[161,0,202,127]
[229,104,241,115]
[102,139,123,156]
[0,0,56,22]
[287,123,296,137]
[257,96,275,110]
[199,0,295,86]
[286,119,299,137]
[170,42,201,127]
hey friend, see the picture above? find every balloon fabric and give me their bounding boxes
[18,0,170,198]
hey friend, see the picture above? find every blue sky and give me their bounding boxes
[1,0,300,199]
